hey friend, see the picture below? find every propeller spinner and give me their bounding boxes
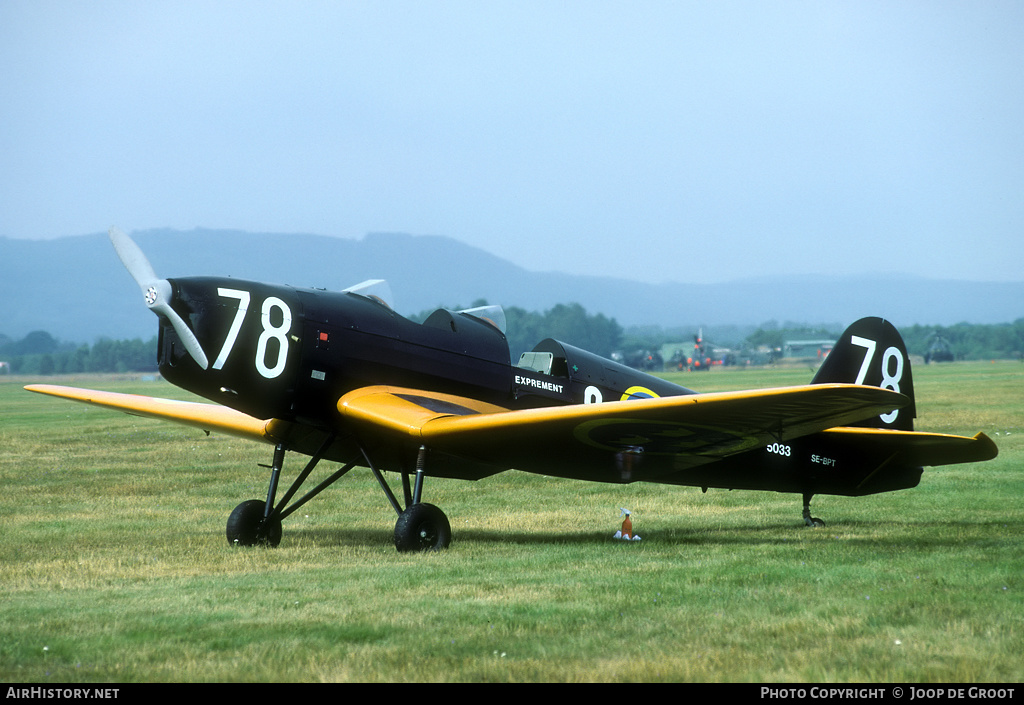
[108,227,210,369]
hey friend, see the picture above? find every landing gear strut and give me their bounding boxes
[226,439,451,552]
[364,445,452,552]
[227,438,354,547]
[802,493,825,527]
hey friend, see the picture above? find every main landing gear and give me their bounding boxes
[368,445,452,552]
[225,440,452,552]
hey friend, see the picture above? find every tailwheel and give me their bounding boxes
[227,499,283,547]
[394,502,452,552]
[802,493,825,528]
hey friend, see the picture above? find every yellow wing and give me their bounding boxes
[23,384,339,466]
[26,382,993,489]
[25,384,282,443]
[338,383,912,482]
[28,381,907,481]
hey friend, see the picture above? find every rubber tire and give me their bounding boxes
[226,499,283,547]
[394,503,452,552]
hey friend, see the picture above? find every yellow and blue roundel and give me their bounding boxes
[620,386,660,401]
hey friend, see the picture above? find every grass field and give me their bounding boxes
[1,361,1021,683]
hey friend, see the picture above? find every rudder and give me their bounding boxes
[812,317,916,431]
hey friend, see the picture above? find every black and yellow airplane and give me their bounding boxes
[26,228,997,551]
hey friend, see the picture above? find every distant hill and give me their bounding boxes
[2,229,1021,344]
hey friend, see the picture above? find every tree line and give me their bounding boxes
[899,320,1024,361]
[0,331,158,375]
[630,319,1024,364]
[1,302,626,376]
[3,312,1021,376]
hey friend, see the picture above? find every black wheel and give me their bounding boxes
[226,499,283,547]
[394,503,452,552]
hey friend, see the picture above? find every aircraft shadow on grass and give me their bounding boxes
[233,517,1013,552]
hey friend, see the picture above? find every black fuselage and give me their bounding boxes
[155,277,923,497]
[158,277,693,424]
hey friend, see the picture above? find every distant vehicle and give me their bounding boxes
[669,329,733,371]
[689,330,711,371]
[617,349,664,372]
[925,334,954,364]
[784,340,834,361]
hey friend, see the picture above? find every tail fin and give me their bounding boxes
[812,317,916,431]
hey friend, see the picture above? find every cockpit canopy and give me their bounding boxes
[455,304,506,333]
[343,280,506,334]
[342,279,394,309]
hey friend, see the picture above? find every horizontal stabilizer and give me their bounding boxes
[821,427,998,467]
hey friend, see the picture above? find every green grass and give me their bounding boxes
[1,362,1022,682]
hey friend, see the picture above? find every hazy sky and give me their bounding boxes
[3,1,1022,284]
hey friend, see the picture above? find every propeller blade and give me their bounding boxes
[108,227,209,370]
[109,226,158,288]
